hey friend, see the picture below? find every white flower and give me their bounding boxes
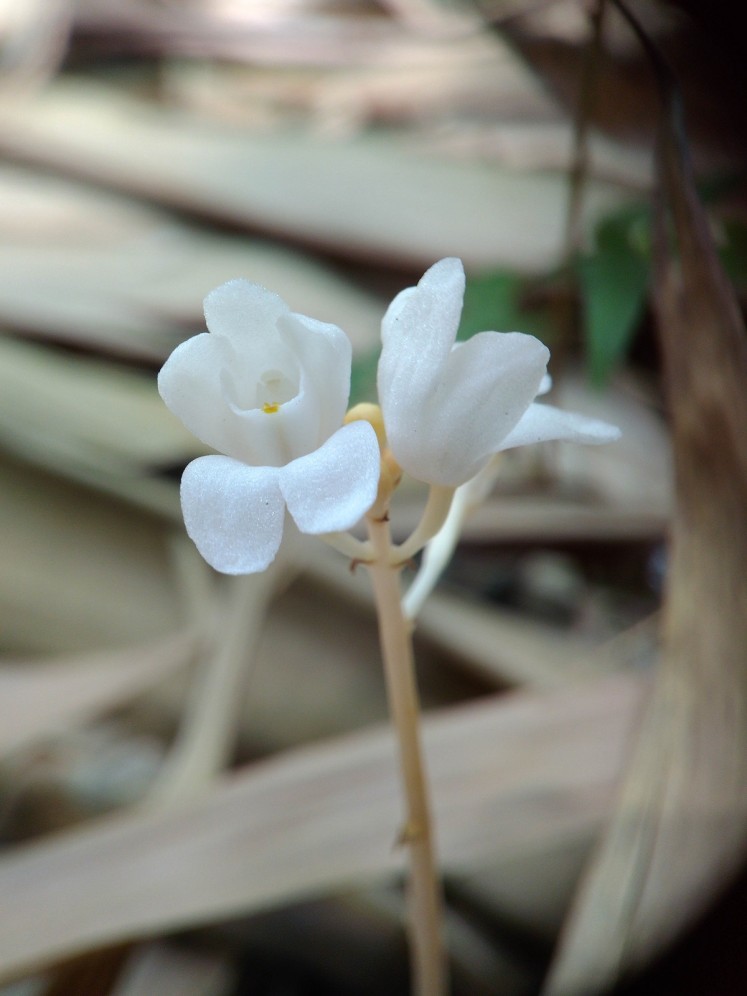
[158,279,380,574]
[378,258,620,487]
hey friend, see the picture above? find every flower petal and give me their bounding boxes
[159,335,295,467]
[378,257,465,411]
[378,258,553,486]
[382,328,549,486]
[429,331,549,482]
[281,421,380,534]
[158,333,234,453]
[161,279,350,468]
[497,402,622,452]
[276,311,353,449]
[203,278,288,350]
[159,279,299,466]
[537,373,553,396]
[207,281,302,428]
[180,456,285,574]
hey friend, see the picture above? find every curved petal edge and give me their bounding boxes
[281,421,380,534]
[181,456,285,575]
[497,403,622,452]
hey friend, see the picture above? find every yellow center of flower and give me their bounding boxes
[262,402,280,414]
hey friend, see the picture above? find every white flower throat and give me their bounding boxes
[257,369,296,413]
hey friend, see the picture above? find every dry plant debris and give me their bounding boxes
[0,1,745,993]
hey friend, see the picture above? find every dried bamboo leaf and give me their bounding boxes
[0,334,201,471]
[0,0,72,89]
[111,943,235,996]
[0,457,182,653]
[308,549,610,690]
[239,575,389,750]
[416,590,614,688]
[0,163,385,358]
[0,79,633,272]
[144,561,474,760]
[0,164,187,361]
[0,674,644,979]
[0,633,196,758]
[423,117,652,192]
[543,35,747,995]
[172,45,556,137]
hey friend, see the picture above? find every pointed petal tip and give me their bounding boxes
[597,423,623,443]
[422,256,465,292]
[497,403,622,452]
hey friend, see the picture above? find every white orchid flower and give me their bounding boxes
[378,257,620,488]
[158,279,380,574]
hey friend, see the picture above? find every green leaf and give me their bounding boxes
[578,212,650,387]
[458,271,549,342]
[718,219,747,288]
[349,346,380,405]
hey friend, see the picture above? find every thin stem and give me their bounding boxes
[564,0,607,259]
[366,512,448,995]
[392,484,456,565]
[403,485,472,621]
[403,460,501,620]
[320,530,373,562]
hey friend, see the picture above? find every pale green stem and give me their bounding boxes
[392,484,456,565]
[366,512,448,996]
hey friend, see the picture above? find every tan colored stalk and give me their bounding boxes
[366,509,447,995]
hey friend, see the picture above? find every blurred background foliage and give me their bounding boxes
[0,1,745,994]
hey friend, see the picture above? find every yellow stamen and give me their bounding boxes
[262,402,280,414]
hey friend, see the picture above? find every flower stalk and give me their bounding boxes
[392,484,455,566]
[157,259,621,995]
[366,509,447,996]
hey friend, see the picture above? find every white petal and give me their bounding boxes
[205,281,308,466]
[180,456,285,574]
[379,257,465,411]
[209,282,300,419]
[537,373,553,396]
[430,331,549,481]
[204,278,288,349]
[281,421,380,534]
[383,329,549,487]
[159,335,295,467]
[378,258,554,486]
[497,402,622,452]
[162,279,352,468]
[158,333,235,454]
[159,281,298,465]
[276,311,353,448]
